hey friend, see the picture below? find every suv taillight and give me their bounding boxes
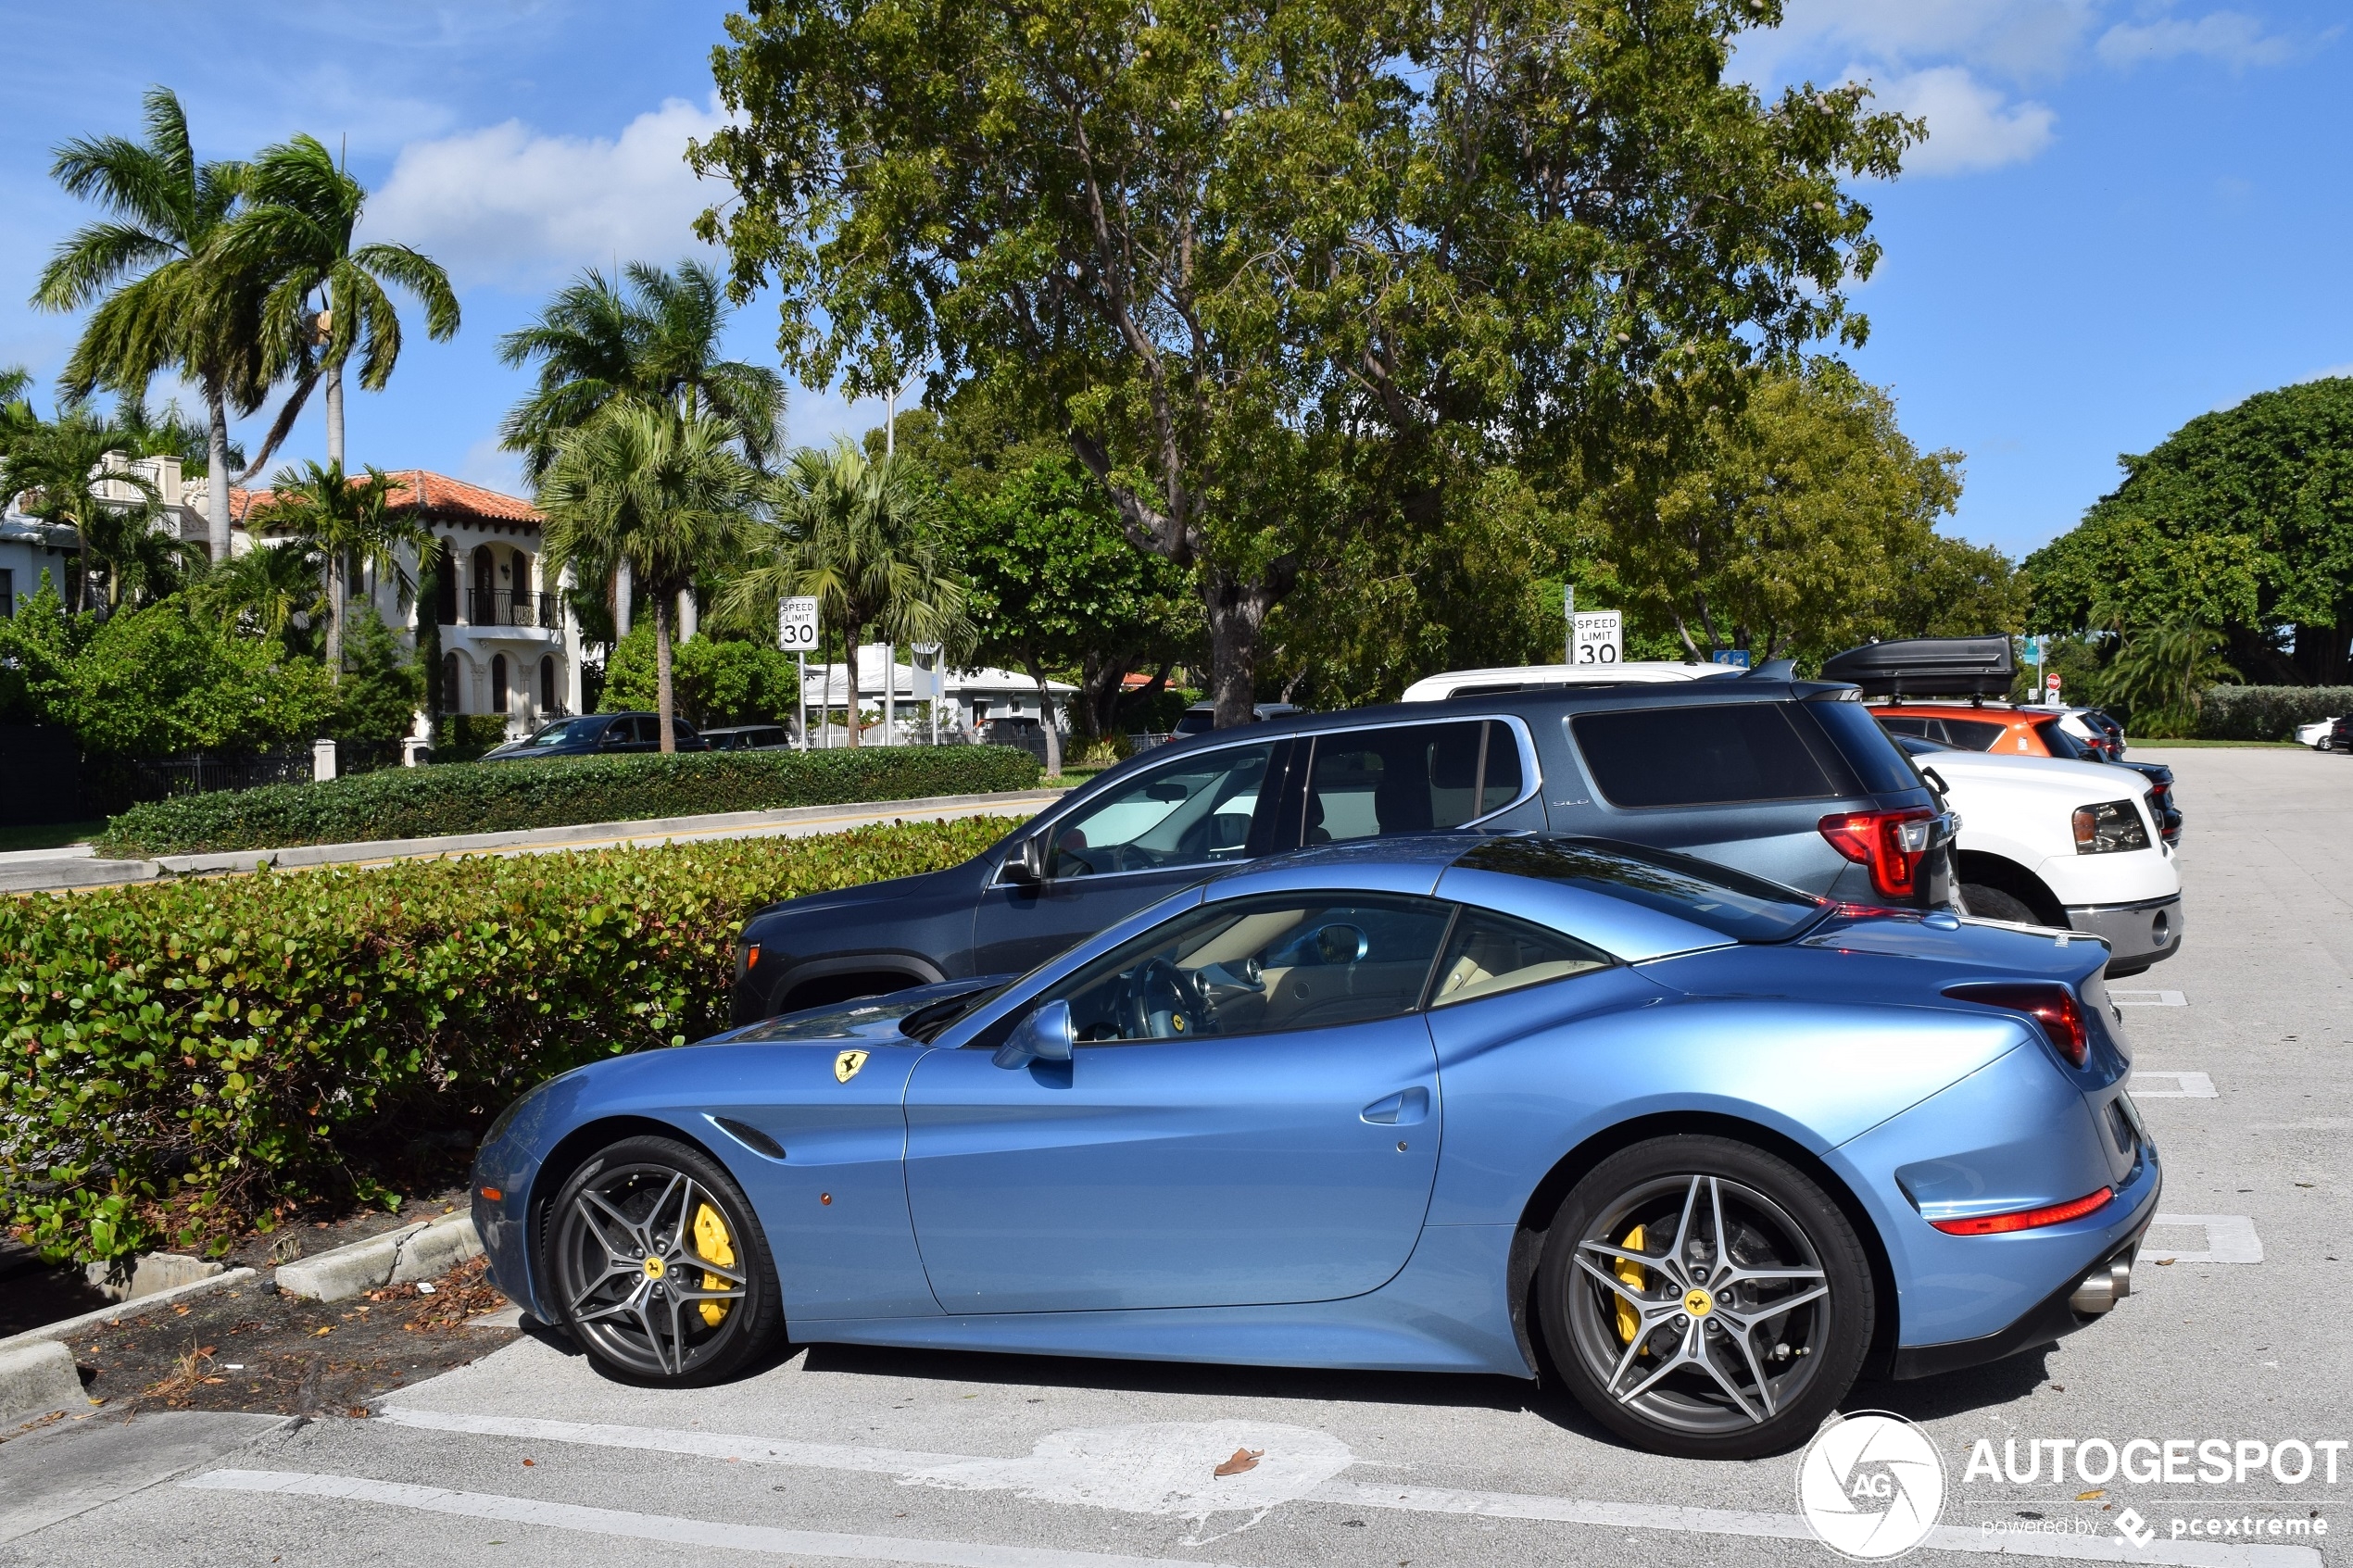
[1944,981,2090,1067]
[1818,808,1936,899]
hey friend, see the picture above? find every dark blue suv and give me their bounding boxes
[730,676,1953,1023]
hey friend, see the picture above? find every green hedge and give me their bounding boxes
[2,817,1016,1264]
[2196,685,2353,741]
[96,745,1043,858]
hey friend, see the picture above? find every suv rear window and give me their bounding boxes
[1813,701,1929,795]
[1569,704,1840,809]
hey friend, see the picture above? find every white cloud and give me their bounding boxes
[365,95,734,288]
[458,435,527,496]
[1743,0,2100,84]
[2095,10,2294,69]
[1872,66,2058,175]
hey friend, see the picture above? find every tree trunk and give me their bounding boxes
[325,549,345,682]
[614,558,634,637]
[1026,656,1063,777]
[842,619,863,747]
[324,366,346,469]
[1204,567,1279,728]
[653,592,676,753]
[204,386,232,564]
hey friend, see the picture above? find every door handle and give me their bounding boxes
[1360,1086,1429,1125]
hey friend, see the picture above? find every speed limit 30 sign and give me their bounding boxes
[777,596,821,650]
[1573,610,1623,666]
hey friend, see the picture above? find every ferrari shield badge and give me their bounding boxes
[833,1049,869,1084]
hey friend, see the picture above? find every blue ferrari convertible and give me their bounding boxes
[472,834,2158,1459]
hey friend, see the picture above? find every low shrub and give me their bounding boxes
[2195,685,2353,741]
[95,744,1043,858]
[1,817,1016,1264]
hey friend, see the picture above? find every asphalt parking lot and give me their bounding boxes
[6,745,2348,1568]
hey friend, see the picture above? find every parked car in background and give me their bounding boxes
[730,674,1954,1023]
[1397,662,1739,701]
[1892,734,2181,977]
[481,833,2157,1457]
[701,724,795,753]
[2296,716,2341,750]
[1169,700,1303,738]
[481,712,710,761]
[2329,716,2353,753]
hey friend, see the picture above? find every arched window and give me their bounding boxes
[539,655,558,713]
[432,540,458,626]
[442,652,461,712]
[472,545,496,623]
[513,551,535,624]
[491,653,510,714]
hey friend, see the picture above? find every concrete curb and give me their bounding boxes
[273,1211,481,1303]
[0,1341,86,1427]
[0,1269,258,1355]
[83,1251,226,1304]
[1,786,1066,894]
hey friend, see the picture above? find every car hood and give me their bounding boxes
[1910,747,2148,799]
[708,974,1010,1045]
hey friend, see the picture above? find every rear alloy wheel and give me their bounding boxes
[547,1135,782,1385]
[1959,884,2038,925]
[1539,1135,1874,1459]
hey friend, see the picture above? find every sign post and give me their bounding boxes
[1562,585,1575,666]
[1571,609,1623,667]
[779,596,820,750]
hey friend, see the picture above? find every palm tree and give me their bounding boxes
[0,410,159,611]
[244,460,428,679]
[722,441,969,753]
[109,387,242,473]
[539,403,757,750]
[2106,623,2240,738]
[498,259,784,481]
[31,87,271,563]
[194,531,326,645]
[0,367,36,457]
[223,133,459,473]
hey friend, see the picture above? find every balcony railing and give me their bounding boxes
[462,589,562,630]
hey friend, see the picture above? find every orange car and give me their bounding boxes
[1870,702,2061,757]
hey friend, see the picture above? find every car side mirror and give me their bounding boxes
[992,999,1075,1069]
[1000,834,1048,885]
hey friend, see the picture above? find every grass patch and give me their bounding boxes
[0,821,105,853]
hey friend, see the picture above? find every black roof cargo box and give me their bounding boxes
[1818,636,2016,699]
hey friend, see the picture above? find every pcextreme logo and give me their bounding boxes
[1798,1411,1947,1560]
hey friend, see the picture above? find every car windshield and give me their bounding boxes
[901,983,1010,1043]
[522,717,607,748]
[1454,835,1827,941]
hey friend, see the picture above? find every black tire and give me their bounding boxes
[1960,884,2038,924]
[544,1135,783,1386]
[1537,1135,1874,1460]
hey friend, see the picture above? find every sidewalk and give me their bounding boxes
[0,787,1065,896]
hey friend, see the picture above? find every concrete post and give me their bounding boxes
[312,739,338,783]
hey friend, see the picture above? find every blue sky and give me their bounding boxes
[0,0,2345,560]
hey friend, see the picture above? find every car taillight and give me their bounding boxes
[1930,1185,2113,1236]
[1817,808,1937,899]
[2071,799,2151,854]
[1944,981,2090,1067]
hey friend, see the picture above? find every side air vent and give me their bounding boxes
[714,1116,786,1160]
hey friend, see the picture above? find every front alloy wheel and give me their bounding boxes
[547,1135,781,1385]
[1540,1136,1874,1459]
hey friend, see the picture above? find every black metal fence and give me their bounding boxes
[463,590,562,630]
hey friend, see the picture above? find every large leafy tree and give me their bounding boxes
[944,453,1196,760]
[498,259,785,481]
[540,404,759,749]
[222,133,460,473]
[2024,376,2353,684]
[244,461,429,678]
[1591,360,2010,665]
[721,441,968,751]
[694,0,1916,725]
[31,87,271,562]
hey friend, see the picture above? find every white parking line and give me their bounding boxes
[2110,990,2187,1007]
[180,1470,1243,1568]
[366,1410,2319,1566]
[2130,1071,2219,1098]
[2143,1214,2265,1264]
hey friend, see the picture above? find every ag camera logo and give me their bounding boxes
[1798,1411,1947,1560]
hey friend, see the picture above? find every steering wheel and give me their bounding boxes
[1121,957,1211,1039]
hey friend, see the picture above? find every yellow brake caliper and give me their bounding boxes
[1614,1223,1648,1346]
[693,1202,736,1328]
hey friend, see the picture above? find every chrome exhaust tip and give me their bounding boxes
[2070,1252,2135,1315]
